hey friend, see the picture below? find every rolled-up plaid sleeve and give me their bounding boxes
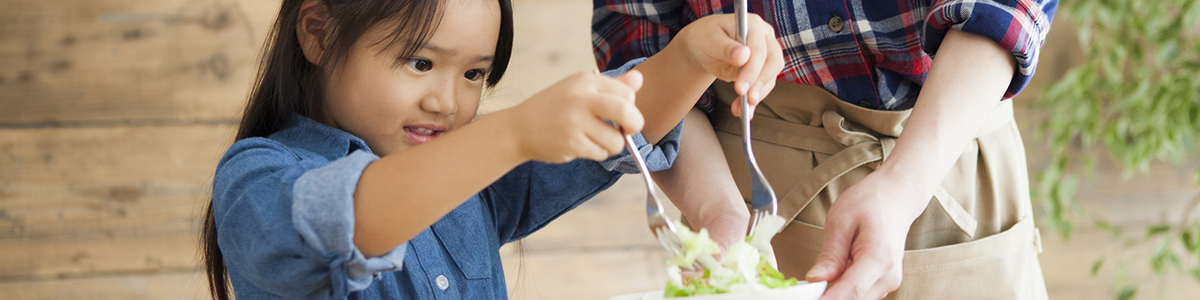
[921,0,1058,98]
[592,0,689,71]
[593,0,720,114]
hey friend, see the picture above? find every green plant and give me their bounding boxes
[1035,0,1200,298]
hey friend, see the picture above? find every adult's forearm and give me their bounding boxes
[877,28,1017,216]
[652,108,750,246]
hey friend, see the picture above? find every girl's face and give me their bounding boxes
[323,0,500,156]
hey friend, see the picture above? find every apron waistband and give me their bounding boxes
[710,82,1015,237]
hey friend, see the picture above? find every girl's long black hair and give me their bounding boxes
[200,0,513,298]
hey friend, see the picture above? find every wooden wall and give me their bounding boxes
[0,0,1196,299]
[0,0,272,298]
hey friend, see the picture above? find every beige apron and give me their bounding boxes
[709,82,1047,299]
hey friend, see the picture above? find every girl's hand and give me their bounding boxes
[806,169,928,300]
[509,71,645,163]
[675,13,784,118]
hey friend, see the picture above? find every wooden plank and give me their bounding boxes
[0,271,208,300]
[0,0,281,125]
[0,124,234,279]
[0,124,232,185]
[500,244,673,300]
[0,235,200,282]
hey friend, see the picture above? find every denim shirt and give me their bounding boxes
[212,61,678,299]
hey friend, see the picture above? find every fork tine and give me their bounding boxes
[654,227,670,251]
[664,227,681,252]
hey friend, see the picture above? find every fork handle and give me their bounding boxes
[617,128,664,217]
[735,0,748,44]
[624,134,655,186]
[735,0,749,124]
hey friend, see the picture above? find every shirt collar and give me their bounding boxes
[269,114,372,160]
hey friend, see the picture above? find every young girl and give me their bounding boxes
[200,0,689,298]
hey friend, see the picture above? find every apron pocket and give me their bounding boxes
[773,218,1046,300]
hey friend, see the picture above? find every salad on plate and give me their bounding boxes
[655,215,825,298]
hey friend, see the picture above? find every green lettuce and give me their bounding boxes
[663,215,798,298]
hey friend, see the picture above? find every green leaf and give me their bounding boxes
[1096,221,1123,237]
[664,280,691,297]
[1092,259,1105,277]
[1150,238,1171,274]
[1157,40,1180,66]
[1116,285,1137,300]
[1145,225,1172,239]
[1182,228,1198,253]
[1166,251,1182,273]
[756,259,799,288]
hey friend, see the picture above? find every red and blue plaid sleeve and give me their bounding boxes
[594,0,722,111]
[922,0,1058,98]
[592,0,689,71]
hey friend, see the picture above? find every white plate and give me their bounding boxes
[608,281,826,300]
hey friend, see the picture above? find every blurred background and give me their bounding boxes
[1,0,1198,299]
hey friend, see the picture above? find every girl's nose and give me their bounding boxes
[419,77,458,115]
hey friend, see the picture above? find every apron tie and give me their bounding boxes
[716,108,979,237]
[799,111,977,237]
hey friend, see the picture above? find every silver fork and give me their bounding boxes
[619,130,685,257]
[735,0,780,235]
[624,132,709,270]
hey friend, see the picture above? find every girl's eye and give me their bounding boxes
[409,59,433,72]
[463,69,485,81]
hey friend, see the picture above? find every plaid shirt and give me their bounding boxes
[593,0,1058,110]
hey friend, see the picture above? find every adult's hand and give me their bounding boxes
[805,169,926,300]
[674,13,784,118]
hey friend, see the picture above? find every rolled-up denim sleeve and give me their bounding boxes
[599,122,683,173]
[293,150,407,291]
[213,141,405,299]
[599,57,683,173]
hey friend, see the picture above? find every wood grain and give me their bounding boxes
[0,125,233,280]
[0,0,280,126]
[0,271,207,300]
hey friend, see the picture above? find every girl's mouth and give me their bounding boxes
[403,125,446,144]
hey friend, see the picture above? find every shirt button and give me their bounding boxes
[436,275,450,290]
[829,16,845,33]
